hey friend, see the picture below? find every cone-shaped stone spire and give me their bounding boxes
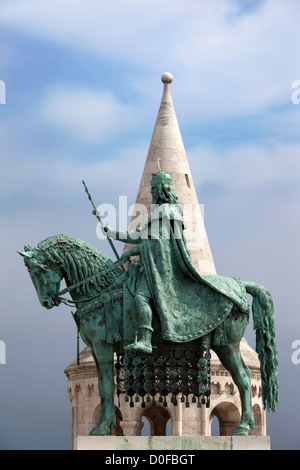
[124,73,216,275]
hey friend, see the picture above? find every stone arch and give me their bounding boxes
[92,404,101,427]
[224,382,234,395]
[92,405,124,436]
[210,402,240,436]
[211,381,221,394]
[210,415,220,436]
[250,404,262,436]
[142,406,171,436]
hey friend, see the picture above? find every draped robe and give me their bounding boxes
[108,203,250,343]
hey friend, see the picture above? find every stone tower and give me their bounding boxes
[64,74,266,449]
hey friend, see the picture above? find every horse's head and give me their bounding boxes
[18,245,62,309]
[19,234,120,310]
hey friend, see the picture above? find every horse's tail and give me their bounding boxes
[244,281,279,413]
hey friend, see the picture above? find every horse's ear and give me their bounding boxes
[18,244,34,258]
[17,250,33,258]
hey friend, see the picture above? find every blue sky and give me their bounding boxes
[0,0,300,450]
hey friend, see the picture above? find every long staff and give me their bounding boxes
[82,180,122,265]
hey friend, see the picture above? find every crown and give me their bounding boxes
[151,171,173,187]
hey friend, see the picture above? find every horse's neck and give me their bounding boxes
[54,239,106,301]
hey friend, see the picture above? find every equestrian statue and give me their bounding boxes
[19,169,278,437]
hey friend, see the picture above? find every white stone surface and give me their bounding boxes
[75,435,271,451]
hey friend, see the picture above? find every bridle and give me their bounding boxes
[54,257,127,307]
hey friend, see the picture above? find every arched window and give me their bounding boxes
[251,404,262,436]
[211,415,220,436]
[142,406,171,436]
[210,402,240,436]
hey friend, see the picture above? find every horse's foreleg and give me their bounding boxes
[212,315,255,436]
[89,340,115,436]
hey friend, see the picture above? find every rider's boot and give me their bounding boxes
[124,324,153,354]
[124,294,153,354]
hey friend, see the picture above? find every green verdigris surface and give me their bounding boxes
[19,171,278,437]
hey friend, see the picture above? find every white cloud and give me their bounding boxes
[187,140,300,190]
[0,130,148,210]
[39,85,138,143]
[1,0,300,119]
[53,141,148,198]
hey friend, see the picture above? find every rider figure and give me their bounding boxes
[102,171,185,354]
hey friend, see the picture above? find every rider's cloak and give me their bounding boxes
[112,203,250,343]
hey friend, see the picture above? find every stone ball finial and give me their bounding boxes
[161,72,173,84]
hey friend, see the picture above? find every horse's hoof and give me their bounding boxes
[232,424,251,436]
[88,425,110,436]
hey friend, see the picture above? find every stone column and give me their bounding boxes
[198,405,211,436]
[119,399,144,436]
[172,402,182,436]
[120,420,144,436]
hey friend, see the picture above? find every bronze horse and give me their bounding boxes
[19,234,278,436]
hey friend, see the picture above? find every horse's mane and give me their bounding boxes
[35,234,113,297]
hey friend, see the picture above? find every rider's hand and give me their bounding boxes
[100,225,109,237]
[121,251,130,260]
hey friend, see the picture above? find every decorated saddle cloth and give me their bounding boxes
[125,235,249,344]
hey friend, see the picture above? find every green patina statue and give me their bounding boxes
[19,170,279,437]
[102,172,250,354]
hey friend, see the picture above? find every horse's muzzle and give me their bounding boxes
[42,299,54,309]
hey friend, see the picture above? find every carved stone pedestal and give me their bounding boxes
[75,435,271,451]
